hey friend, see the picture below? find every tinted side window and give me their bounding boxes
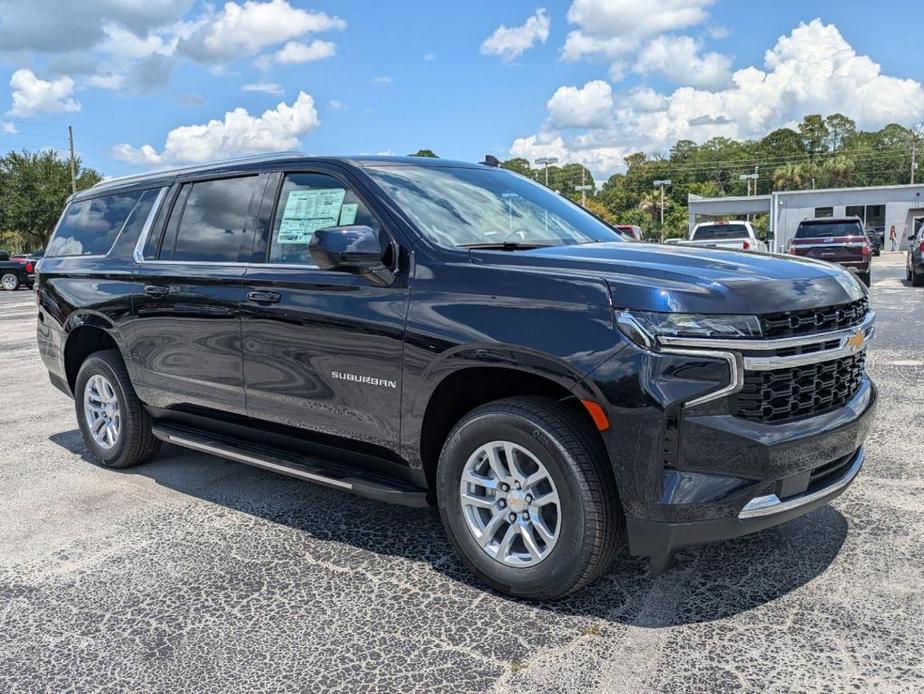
[268,173,379,267]
[166,176,263,262]
[692,225,749,240]
[47,191,144,257]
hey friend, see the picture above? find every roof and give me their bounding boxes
[798,216,863,223]
[82,152,488,198]
[772,182,924,196]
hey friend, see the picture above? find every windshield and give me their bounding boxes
[795,222,863,238]
[366,165,622,248]
[691,224,749,240]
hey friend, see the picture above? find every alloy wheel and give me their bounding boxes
[83,374,121,449]
[459,440,561,567]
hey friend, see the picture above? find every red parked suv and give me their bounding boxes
[788,217,872,286]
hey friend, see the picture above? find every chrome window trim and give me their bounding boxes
[132,187,169,263]
[738,447,863,519]
[659,347,743,407]
[658,311,874,351]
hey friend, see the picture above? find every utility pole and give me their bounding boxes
[67,125,77,195]
[574,166,593,207]
[535,157,558,187]
[653,179,671,238]
[913,138,917,185]
[739,171,759,221]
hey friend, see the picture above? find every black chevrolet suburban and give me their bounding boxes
[35,155,877,599]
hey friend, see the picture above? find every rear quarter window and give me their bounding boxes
[795,222,863,239]
[46,191,145,257]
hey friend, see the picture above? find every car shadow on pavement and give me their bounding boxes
[50,429,848,628]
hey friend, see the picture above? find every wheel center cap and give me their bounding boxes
[507,490,528,513]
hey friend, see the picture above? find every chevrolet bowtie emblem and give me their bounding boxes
[846,329,865,351]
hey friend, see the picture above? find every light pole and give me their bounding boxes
[739,172,758,196]
[739,172,759,221]
[574,166,593,207]
[535,157,558,187]
[653,179,671,237]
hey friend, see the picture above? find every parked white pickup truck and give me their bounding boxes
[686,221,768,252]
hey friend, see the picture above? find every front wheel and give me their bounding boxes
[437,396,623,600]
[1,272,19,291]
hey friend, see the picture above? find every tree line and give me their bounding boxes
[0,150,102,253]
[501,114,922,240]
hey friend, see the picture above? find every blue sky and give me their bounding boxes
[1,0,922,180]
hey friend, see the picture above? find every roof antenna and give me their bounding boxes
[481,154,500,168]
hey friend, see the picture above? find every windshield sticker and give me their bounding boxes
[276,188,347,244]
[339,203,358,226]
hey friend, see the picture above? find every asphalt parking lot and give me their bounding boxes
[1,253,922,693]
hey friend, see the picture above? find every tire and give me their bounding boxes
[1,272,19,291]
[913,270,924,287]
[857,271,870,287]
[74,349,161,469]
[436,396,623,600]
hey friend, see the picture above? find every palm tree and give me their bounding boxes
[638,191,663,225]
[822,155,855,187]
[772,163,805,191]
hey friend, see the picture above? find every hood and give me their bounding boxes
[469,242,866,314]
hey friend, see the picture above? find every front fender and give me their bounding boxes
[400,343,605,467]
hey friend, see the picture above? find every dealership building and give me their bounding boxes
[688,183,924,252]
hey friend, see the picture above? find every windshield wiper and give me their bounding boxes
[458,242,555,251]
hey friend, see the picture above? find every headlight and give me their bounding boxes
[617,310,761,348]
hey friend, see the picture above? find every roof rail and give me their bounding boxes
[90,151,306,190]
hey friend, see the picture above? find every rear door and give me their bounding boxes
[130,173,269,415]
[240,166,410,452]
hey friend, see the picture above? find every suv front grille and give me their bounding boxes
[760,298,869,339]
[731,353,865,424]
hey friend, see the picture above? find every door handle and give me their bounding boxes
[247,290,281,304]
[144,284,169,298]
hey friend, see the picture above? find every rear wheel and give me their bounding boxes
[74,349,161,468]
[1,272,19,291]
[436,396,623,599]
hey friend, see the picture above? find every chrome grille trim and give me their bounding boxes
[658,311,874,353]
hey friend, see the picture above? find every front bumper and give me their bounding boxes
[627,446,865,557]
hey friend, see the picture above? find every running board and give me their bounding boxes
[152,424,429,508]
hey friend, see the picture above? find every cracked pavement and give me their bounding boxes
[1,253,922,692]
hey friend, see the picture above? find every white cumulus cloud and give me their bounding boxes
[7,69,81,117]
[512,19,924,178]
[112,91,319,166]
[177,0,345,62]
[481,8,550,61]
[634,35,732,89]
[271,39,337,64]
[562,0,714,64]
[547,80,613,129]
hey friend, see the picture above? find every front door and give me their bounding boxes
[130,173,268,415]
[241,169,409,453]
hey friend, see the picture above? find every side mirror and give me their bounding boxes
[309,225,393,284]
[909,235,917,241]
